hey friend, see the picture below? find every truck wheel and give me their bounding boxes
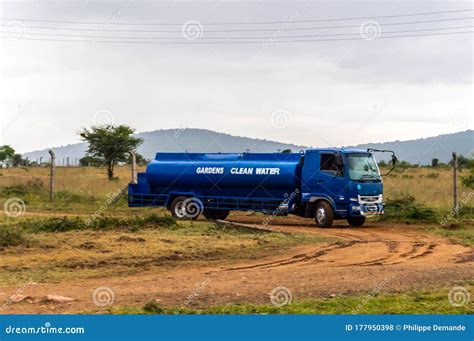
[170,196,188,219]
[314,201,334,228]
[347,216,366,227]
[203,210,229,220]
[171,196,202,220]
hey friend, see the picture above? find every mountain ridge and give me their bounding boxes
[22,129,473,165]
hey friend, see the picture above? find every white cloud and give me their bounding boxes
[0,0,472,153]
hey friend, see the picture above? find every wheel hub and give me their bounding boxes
[316,207,326,224]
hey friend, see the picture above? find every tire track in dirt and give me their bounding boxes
[226,217,470,269]
[1,217,472,314]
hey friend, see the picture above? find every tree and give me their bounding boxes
[126,152,149,166]
[79,125,143,180]
[281,149,292,154]
[11,154,24,167]
[397,160,412,169]
[79,155,103,167]
[449,154,471,169]
[378,160,387,167]
[462,168,474,188]
[431,158,439,167]
[0,145,15,167]
[462,154,474,188]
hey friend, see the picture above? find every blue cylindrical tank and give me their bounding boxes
[146,153,302,197]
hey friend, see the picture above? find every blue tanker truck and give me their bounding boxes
[128,148,396,227]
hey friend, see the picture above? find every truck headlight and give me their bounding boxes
[352,205,361,211]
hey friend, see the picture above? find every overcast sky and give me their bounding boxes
[1,0,472,153]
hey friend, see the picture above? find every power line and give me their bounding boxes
[2,16,473,33]
[5,25,473,40]
[1,30,472,44]
[0,9,471,25]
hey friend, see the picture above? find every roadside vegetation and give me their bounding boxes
[108,285,474,315]
[0,216,330,286]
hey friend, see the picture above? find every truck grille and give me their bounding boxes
[358,195,383,204]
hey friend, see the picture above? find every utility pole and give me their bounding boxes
[49,150,55,201]
[453,152,458,217]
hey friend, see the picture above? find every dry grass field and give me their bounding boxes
[0,165,472,314]
[0,165,471,210]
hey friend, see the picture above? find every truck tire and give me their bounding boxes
[170,196,201,220]
[347,216,366,227]
[170,196,188,219]
[314,201,334,228]
[203,210,230,221]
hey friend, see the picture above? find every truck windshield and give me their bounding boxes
[346,153,381,182]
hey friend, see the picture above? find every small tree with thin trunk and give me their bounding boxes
[79,125,143,180]
[0,145,15,167]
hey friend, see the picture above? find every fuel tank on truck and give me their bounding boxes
[145,152,303,197]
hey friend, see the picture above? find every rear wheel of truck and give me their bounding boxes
[170,196,187,219]
[203,210,230,221]
[170,196,201,220]
[347,216,366,227]
[314,201,334,228]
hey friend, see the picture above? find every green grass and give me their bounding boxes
[11,214,177,233]
[425,224,474,246]
[109,287,474,314]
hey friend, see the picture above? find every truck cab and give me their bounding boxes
[299,149,384,227]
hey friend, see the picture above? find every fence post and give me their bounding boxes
[130,150,137,184]
[48,150,55,201]
[452,152,458,217]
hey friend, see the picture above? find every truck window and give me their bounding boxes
[320,153,343,176]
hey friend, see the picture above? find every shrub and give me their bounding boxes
[426,173,439,179]
[0,227,26,247]
[143,301,165,314]
[0,178,45,197]
[462,168,474,189]
[55,190,96,203]
[20,214,177,233]
[381,194,438,222]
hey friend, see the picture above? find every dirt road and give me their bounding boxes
[1,217,472,313]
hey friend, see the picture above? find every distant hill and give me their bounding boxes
[22,128,306,163]
[349,130,473,164]
[22,129,472,165]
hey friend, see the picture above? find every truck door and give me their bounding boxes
[316,152,348,204]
